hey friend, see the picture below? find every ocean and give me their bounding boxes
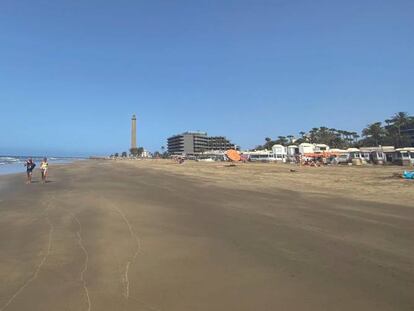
[0,156,85,175]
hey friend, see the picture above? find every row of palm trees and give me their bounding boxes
[257,112,414,150]
[110,147,145,158]
[362,112,414,147]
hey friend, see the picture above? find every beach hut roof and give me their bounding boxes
[396,147,414,152]
[359,146,395,152]
[329,148,347,153]
[346,148,360,152]
[243,150,273,155]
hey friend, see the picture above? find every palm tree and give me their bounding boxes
[298,131,307,142]
[362,122,384,146]
[384,119,392,127]
[390,112,410,147]
[392,112,409,124]
[309,128,319,143]
[263,137,273,149]
[130,147,139,157]
[277,136,288,145]
[409,116,414,126]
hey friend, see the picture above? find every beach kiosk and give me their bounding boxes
[287,145,299,162]
[244,150,277,162]
[314,144,330,152]
[299,143,315,155]
[327,148,348,164]
[359,146,392,164]
[271,144,287,162]
[395,148,414,166]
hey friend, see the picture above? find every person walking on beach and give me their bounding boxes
[24,158,36,184]
[40,158,49,183]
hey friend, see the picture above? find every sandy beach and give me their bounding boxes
[0,160,413,311]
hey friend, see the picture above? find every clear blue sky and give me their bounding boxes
[1,0,413,156]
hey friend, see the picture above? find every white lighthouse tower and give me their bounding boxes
[131,114,137,150]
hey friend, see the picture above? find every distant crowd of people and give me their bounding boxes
[24,158,49,184]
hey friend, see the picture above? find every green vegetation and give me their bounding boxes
[129,147,144,157]
[256,112,414,149]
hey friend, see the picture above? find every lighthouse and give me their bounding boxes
[131,114,137,149]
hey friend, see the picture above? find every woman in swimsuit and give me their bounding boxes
[40,158,49,183]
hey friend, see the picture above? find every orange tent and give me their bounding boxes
[226,149,241,162]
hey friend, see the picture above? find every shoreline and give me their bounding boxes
[0,159,85,176]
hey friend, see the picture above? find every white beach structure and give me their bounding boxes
[346,148,361,158]
[271,144,287,162]
[328,148,349,164]
[141,149,152,158]
[298,143,315,155]
[287,145,299,161]
[287,145,299,158]
[345,147,370,165]
[243,150,277,162]
[298,143,330,155]
[359,146,394,164]
[329,148,347,154]
[395,148,414,166]
[328,146,396,165]
[314,144,330,152]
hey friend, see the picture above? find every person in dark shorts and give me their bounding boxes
[24,158,36,184]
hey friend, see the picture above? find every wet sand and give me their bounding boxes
[0,160,413,311]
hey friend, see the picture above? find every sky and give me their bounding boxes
[0,0,413,156]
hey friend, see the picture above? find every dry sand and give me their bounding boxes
[0,160,413,311]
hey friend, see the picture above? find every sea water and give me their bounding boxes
[0,156,84,175]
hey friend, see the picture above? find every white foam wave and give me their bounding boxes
[0,157,19,162]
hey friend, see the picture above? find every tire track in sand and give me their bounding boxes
[0,200,54,311]
[58,190,92,311]
[72,214,92,311]
[101,197,142,302]
[98,193,160,311]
